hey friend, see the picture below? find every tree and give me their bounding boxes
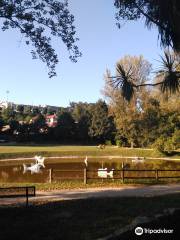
[89,100,115,143]
[138,98,161,146]
[32,107,40,115]
[0,117,4,130]
[9,119,20,134]
[108,51,180,101]
[114,0,180,52]
[1,107,15,124]
[71,102,92,142]
[0,0,81,77]
[29,113,47,139]
[55,111,75,141]
[16,105,24,113]
[103,55,155,147]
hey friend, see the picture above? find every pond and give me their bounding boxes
[0,157,179,183]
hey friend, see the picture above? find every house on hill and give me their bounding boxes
[46,114,58,127]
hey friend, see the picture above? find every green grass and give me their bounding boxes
[0,193,180,240]
[0,181,141,191]
[1,179,180,191]
[0,145,179,159]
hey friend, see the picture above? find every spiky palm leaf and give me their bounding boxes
[113,63,135,101]
[158,51,180,94]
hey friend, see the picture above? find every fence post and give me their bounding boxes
[84,168,87,184]
[26,187,28,207]
[49,168,53,183]
[33,186,36,197]
[155,169,159,182]
[122,162,124,183]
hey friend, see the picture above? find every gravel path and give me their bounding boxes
[0,183,180,206]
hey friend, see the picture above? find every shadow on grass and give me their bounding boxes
[0,193,180,240]
[110,209,180,240]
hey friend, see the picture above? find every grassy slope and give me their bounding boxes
[0,145,179,159]
[0,194,180,240]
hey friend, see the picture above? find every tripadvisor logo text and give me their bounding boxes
[135,226,174,235]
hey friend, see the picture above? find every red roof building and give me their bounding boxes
[45,114,58,127]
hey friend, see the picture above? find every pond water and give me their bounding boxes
[0,157,179,183]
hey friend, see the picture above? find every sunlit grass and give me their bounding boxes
[0,145,179,159]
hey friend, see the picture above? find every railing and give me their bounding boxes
[0,186,36,207]
[48,168,180,184]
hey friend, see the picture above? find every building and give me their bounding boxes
[0,101,9,109]
[45,114,58,127]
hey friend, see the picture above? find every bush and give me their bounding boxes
[164,138,175,154]
[172,129,180,149]
[105,140,112,146]
[153,135,177,154]
[116,139,123,147]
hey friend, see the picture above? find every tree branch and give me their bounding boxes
[108,76,180,89]
[134,2,167,31]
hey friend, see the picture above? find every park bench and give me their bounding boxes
[0,186,36,207]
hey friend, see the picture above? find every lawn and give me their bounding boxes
[0,145,179,159]
[0,193,180,240]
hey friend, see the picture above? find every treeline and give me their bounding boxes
[0,54,179,154]
[102,55,180,154]
[0,96,179,154]
[0,100,115,145]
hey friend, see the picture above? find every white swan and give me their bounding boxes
[34,155,45,168]
[98,168,114,178]
[23,163,44,174]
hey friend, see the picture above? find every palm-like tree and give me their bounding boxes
[110,51,180,101]
[157,51,180,94]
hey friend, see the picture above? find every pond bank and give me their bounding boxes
[1,183,180,206]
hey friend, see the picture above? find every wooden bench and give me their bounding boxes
[0,186,36,207]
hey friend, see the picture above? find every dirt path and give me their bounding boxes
[0,183,180,206]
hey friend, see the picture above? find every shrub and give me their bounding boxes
[172,129,180,149]
[164,138,175,154]
[116,139,123,147]
[153,135,177,154]
[105,140,112,146]
[153,136,166,153]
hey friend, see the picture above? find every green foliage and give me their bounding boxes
[0,0,81,77]
[1,107,15,124]
[71,102,92,141]
[104,57,180,150]
[153,131,179,154]
[109,52,179,101]
[9,119,20,133]
[115,63,134,101]
[114,0,180,52]
[172,129,180,149]
[16,105,24,113]
[105,140,112,146]
[153,136,167,153]
[0,118,4,129]
[164,138,175,154]
[110,55,152,101]
[55,112,75,141]
[115,139,124,147]
[0,96,179,147]
[89,100,115,142]
[158,51,180,94]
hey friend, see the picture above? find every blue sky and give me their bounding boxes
[0,0,163,107]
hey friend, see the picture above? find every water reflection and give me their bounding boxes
[23,155,45,174]
[0,158,179,183]
[23,163,45,174]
